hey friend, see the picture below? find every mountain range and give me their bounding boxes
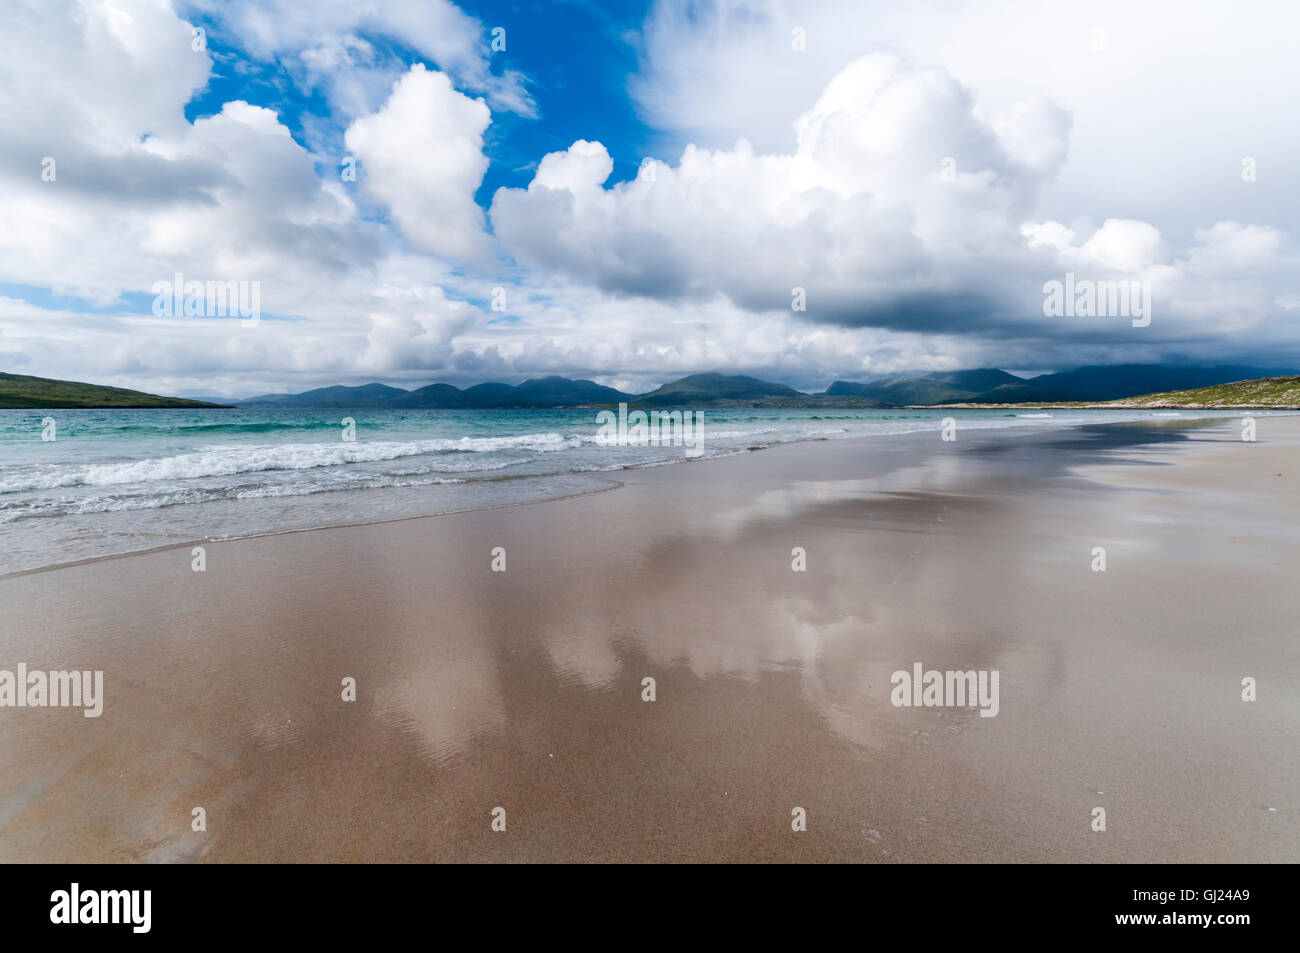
[3,365,1298,410]
[234,372,895,409]
[232,365,1298,409]
[240,376,633,409]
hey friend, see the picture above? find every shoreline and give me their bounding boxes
[0,476,628,583]
[0,408,1279,580]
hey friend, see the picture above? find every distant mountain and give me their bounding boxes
[822,381,876,398]
[389,382,464,407]
[391,376,633,408]
[635,373,802,406]
[0,372,228,409]
[242,382,408,409]
[454,382,516,406]
[240,376,635,409]
[936,369,1027,392]
[623,373,891,408]
[826,368,1023,405]
[969,364,1298,404]
[226,365,1300,412]
[514,377,631,407]
[235,372,890,409]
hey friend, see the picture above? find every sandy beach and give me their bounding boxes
[1,415,1297,863]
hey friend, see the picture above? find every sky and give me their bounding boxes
[0,0,1297,398]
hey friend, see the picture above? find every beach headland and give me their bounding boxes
[0,415,1296,862]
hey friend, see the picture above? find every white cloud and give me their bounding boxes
[631,0,1300,239]
[0,0,210,152]
[345,65,492,264]
[1183,223,1289,278]
[1024,219,1165,273]
[493,48,1299,367]
[492,54,1069,326]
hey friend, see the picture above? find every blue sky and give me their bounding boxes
[183,0,658,208]
[1,0,1298,397]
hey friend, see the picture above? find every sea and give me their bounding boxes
[0,405,1269,575]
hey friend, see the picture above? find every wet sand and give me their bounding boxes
[1,416,1297,862]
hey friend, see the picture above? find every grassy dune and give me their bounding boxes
[1100,376,1300,408]
[931,375,1300,409]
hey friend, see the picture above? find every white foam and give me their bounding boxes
[0,432,582,492]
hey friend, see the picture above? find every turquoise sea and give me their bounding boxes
[0,405,1264,574]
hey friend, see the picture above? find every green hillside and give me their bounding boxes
[0,372,228,409]
[1101,375,1300,408]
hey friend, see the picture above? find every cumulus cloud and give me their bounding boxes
[345,65,492,264]
[0,0,216,211]
[1023,219,1165,273]
[493,54,1073,331]
[632,0,1300,238]
[0,87,370,310]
